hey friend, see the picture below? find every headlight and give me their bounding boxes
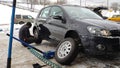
[87,26,111,36]
[100,30,111,36]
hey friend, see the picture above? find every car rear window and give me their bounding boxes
[16,15,21,19]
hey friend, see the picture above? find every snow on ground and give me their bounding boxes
[0,23,34,37]
[17,3,44,11]
[0,4,12,25]
[0,24,23,37]
[0,4,38,25]
[0,4,39,34]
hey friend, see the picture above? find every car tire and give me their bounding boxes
[35,38,42,44]
[19,21,24,24]
[55,38,79,65]
[33,29,42,44]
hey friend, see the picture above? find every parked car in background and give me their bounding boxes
[14,14,34,24]
[108,15,120,23]
[33,5,120,65]
[0,28,2,32]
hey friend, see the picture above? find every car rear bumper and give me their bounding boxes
[81,36,120,55]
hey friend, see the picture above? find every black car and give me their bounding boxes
[33,5,120,65]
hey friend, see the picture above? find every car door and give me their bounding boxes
[36,7,51,25]
[35,7,55,38]
[47,6,67,40]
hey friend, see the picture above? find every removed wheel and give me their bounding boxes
[33,29,42,44]
[55,38,79,65]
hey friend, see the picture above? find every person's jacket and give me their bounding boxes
[19,24,31,41]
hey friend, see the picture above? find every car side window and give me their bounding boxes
[49,7,63,17]
[28,15,34,19]
[16,15,21,19]
[23,15,29,19]
[39,7,50,18]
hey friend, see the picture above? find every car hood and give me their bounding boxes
[77,19,120,30]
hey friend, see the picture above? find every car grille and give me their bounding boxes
[110,30,120,36]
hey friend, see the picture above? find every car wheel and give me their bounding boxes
[55,38,79,65]
[33,29,42,44]
[19,21,24,24]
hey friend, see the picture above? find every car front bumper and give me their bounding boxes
[81,36,120,55]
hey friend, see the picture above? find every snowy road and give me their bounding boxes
[0,31,120,68]
[0,23,120,68]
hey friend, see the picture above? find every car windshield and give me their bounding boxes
[63,6,103,19]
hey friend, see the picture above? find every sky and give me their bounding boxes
[67,0,120,7]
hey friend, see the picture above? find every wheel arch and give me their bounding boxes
[33,26,37,34]
[33,24,51,39]
[64,30,81,44]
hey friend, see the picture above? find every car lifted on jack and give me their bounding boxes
[33,5,120,65]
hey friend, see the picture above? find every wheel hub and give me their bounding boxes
[34,30,38,38]
[57,41,72,58]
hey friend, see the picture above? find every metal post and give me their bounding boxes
[57,0,58,4]
[107,0,109,8]
[80,0,81,6]
[85,0,86,7]
[44,0,45,7]
[7,0,16,68]
[30,0,33,9]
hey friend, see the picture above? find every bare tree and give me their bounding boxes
[111,2,119,12]
[57,0,67,5]
[33,0,39,4]
[29,0,33,9]
[26,0,38,10]
[119,4,120,14]
[21,0,27,3]
[39,0,50,6]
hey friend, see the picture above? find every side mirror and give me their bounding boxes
[53,15,66,24]
[53,15,63,20]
